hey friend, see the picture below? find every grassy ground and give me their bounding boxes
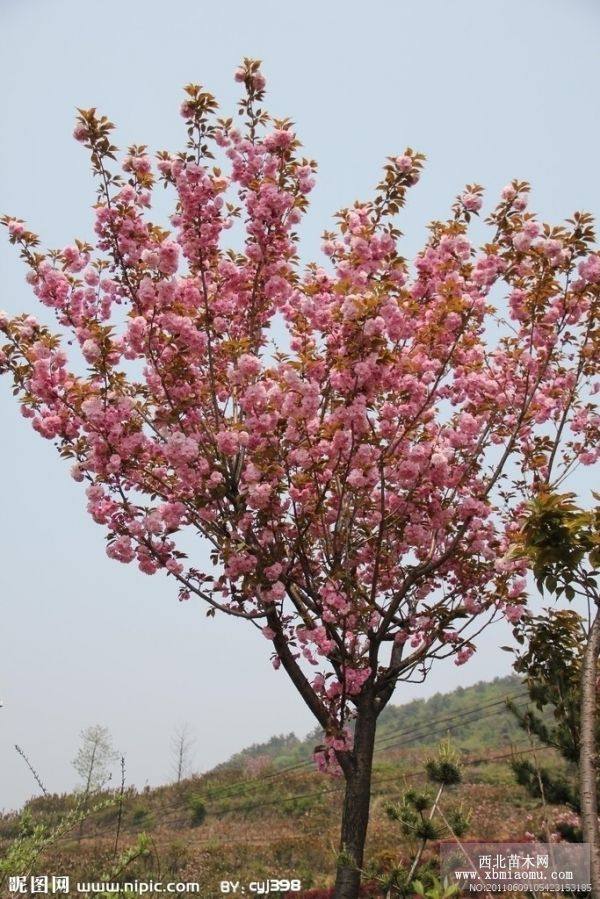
[0,676,571,897]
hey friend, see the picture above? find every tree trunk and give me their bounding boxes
[334,698,377,899]
[580,606,600,899]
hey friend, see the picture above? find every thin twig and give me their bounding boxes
[15,744,48,796]
[113,756,126,860]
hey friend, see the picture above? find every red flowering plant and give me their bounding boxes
[1,60,598,899]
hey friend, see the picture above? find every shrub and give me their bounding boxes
[187,794,206,827]
[131,804,154,828]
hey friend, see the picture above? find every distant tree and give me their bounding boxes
[170,723,195,784]
[510,492,600,893]
[73,724,119,795]
[2,59,599,899]
[72,724,118,845]
[507,608,584,836]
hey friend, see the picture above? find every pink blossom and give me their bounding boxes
[264,562,283,581]
[505,604,525,623]
[395,155,412,172]
[455,646,475,666]
[461,192,482,213]
[237,353,262,378]
[578,254,600,283]
[157,240,179,275]
[73,122,88,142]
[81,339,101,363]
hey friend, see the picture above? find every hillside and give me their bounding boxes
[1,675,568,897]
[218,674,526,771]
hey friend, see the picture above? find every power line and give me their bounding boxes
[203,689,528,802]
[203,690,527,800]
[207,704,530,814]
[208,741,552,818]
[366,692,527,753]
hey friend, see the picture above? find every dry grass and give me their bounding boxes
[0,751,567,897]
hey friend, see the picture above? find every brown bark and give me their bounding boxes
[334,697,378,899]
[580,607,600,898]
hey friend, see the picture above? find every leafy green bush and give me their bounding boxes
[131,804,154,828]
[187,794,206,827]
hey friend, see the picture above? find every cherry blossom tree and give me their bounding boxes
[1,60,598,899]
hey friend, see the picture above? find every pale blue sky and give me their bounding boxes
[1,0,599,812]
